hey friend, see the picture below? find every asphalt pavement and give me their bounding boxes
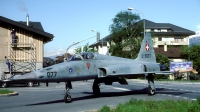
[0,79,200,112]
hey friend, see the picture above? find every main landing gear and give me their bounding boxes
[92,79,100,96]
[64,81,72,103]
[147,74,155,95]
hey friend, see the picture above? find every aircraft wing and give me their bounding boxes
[99,64,174,77]
[155,71,175,75]
[106,71,174,77]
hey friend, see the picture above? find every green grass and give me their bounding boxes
[97,98,200,112]
[0,89,14,94]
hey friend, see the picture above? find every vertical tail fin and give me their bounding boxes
[135,33,156,62]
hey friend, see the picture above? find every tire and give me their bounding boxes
[2,83,7,88]
[93,84,100,96]
[148,85,155,95]
[64,93,72,103]
[27,82,33,87]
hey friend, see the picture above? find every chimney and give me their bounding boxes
[164,42,167,51]
[26,14,29,26]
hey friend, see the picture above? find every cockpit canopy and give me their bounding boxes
[67,52,95,62]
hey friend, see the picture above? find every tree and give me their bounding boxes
[74,42,98,54]
[155,53,170,68]
[180,45,200,74]
[109,11,143,59]
[154,53,171,79]
[74,46,82,54]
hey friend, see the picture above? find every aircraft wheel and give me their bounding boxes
[93,84,100,96]
[2,83,7,88]
[148,85,155,95]
[27,82,33,87]
[64,93,72,103]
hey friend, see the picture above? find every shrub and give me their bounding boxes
[98,105,111,112]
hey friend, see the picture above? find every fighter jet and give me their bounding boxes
[14,33,173,103]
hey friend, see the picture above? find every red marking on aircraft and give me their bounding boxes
[86,63,90,69]
[145,44,149,51]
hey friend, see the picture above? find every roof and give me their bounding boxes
[145,19,195,36]
[89,19,195,47]
[56,53,72,63]
[89,34,111,47]
[154,47,182,58]
[0,16,54,42]
[18,21,44,32]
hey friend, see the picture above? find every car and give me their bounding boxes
[159,64,169,71]
[0,74,38,88]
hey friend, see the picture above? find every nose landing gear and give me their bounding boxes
[64,81,72,103]
[64,90,72,103]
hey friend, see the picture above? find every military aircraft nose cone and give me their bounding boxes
[14,72,37,80]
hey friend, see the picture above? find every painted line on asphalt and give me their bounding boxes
[112,87,131,91]
[102,85,131,91]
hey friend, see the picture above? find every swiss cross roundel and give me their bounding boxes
[145,44,149,51]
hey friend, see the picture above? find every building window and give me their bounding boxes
[161,29,167,32]
[146,29,151,32]
[181,38,184,41]
[167,29,173,32]
[174,38,184,42]
[158,37,162,41]
[158,45,164,48]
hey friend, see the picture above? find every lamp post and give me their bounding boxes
[65,36,96,60]
[91,29,103,54]
[65,42,79,60]
[128,7,145,38]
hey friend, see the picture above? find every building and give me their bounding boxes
[189,31,200,46]
[0,15,54,75]
[89,34,110,55]
[89,19,195,61]
[56,53,72,63]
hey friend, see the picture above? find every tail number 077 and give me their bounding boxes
[47,72,57,78]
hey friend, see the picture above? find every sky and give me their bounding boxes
[0,0,200,57]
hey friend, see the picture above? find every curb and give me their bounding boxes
[0,92,18,97]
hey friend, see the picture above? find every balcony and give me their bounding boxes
[157,41,188,45]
